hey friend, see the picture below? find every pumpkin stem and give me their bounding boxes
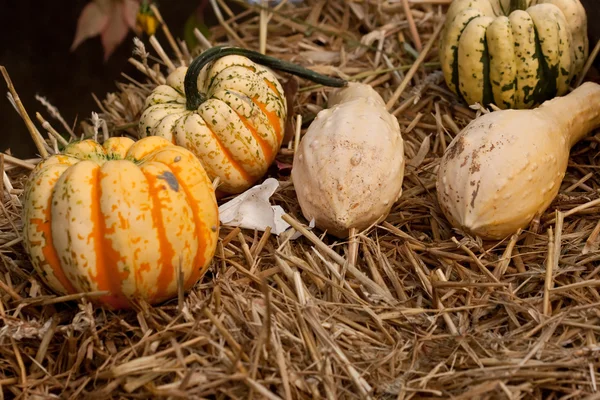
[184,46,348,110]
[509,0,527,12]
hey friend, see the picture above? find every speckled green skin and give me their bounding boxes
[440,0,589,109]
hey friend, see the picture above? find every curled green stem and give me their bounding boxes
[184,45,348,110]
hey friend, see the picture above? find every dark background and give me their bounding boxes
[0,1,202,158]
[1,1,599,159]
[581,0,600,56]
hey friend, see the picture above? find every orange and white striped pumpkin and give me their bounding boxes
[22,136,219,309]
[138,46,347,196]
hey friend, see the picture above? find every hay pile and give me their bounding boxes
[2,0,600,398]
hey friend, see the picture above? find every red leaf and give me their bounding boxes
[123,0,140,29]
[100,1,132,61]
[70,1,110,51]
[276,160,293,171]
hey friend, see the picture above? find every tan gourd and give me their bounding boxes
[436,82,600,240]
[292,82,406,238]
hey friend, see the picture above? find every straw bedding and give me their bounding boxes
[1,0,599,398]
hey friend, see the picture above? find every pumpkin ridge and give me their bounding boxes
[221,88,283,146]
[141,145,218,289]
[92,167,131,310]
[530,7,562,100]
[528,25,555,106]
[253,96,283,142]
[233,110,274,164]
[451,14,481,104]
[102,136,135,159]
[263,78,282,99]
[125,136,173,163]
[205,61,223,94]
[33,184,77,294]
[458,16,495,105]
[163,162,212,290]
[207,64,259,95]
[202,118,254,183]
[142,167,177,301]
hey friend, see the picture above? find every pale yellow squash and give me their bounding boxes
[292,83,406,238]
[436,82,600,240]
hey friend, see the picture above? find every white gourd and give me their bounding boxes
[436,82,600,240]
[291,82,406,238]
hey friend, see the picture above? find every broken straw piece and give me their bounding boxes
[218,178,292,235]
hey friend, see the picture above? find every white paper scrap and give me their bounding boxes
[218,178,292,235]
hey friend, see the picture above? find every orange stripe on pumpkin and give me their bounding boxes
[205,124,254,183]
[253,96,283,142]
[165,163,213,290]
[238,64,257,73]
[263,78,282,98]
[92,168,131,310]
[234,111,274,164]
[143,170,176,301]
[30,196,77,295]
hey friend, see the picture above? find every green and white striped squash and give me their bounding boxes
[440,0,588,109]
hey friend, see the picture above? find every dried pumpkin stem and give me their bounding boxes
[184,46,348,110]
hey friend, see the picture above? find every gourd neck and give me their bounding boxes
[183,46,348,111]
[509,0,527,12]
[538,82,600,148]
